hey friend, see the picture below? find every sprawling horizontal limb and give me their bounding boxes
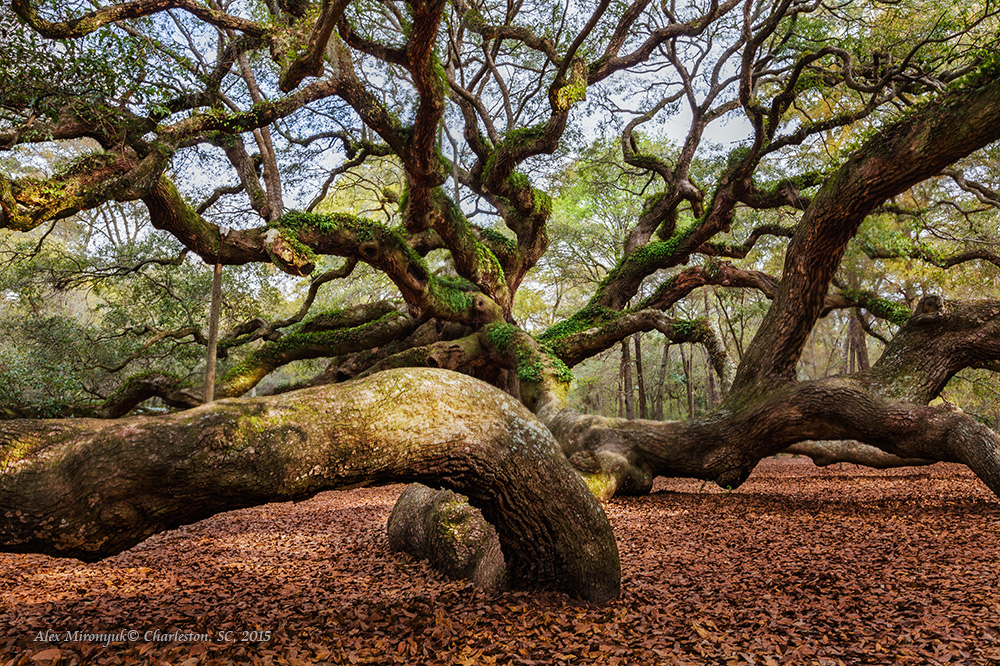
[0,368,620,602]
[544,378,1000,499]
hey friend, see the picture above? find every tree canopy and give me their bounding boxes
[2,0,1000,601]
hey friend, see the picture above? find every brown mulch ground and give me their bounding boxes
[2,457,999,665]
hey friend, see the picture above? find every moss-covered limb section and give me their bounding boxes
[447,73,564,286]
[356,332,485,379]
[321,36,411,158]
[294,319,472,388]
[167,76,336,139]
[2,97,157,153]
[824,289,912,326]
[782,441,935,469]
[142,177,280,268]
[623,187,683,257]
[538,263,769,367]
[274,210,431,299]
[549,58,589,114]
[634,263,780,312]
[0,368,620,602]
[96,373,201,419]
[481,323,573,414]
[474,226,520,273]
[220,303,402,373]
[472,122,558,262]
[588,156,749,312]
[538,303,621,347]
[479,138,555,224]
[544,308,729,378]
[419,276,505,325]
[218,260,361,352]
[424,188,512,309]
[860,299,1000,404]
[590,220,707,311]
[477,121,562,197]
[219,308,417,397]
[1,152,144,232]
[299,301,401,332]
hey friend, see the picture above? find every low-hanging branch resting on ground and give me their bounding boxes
[537,298,1000,499]
[0,368,620,602]
[545,372,1000,500]
[782,441,936,469]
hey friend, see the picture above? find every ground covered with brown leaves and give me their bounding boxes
[2,457,999,665]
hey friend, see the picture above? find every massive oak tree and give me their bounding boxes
[2,0,1000,601]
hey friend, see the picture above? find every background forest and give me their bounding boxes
[3,134,999,426]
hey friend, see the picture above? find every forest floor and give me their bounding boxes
[1,457,999,666]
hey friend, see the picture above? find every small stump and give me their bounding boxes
[386,483,506,589]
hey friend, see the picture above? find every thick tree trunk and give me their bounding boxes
[0,368,620,602]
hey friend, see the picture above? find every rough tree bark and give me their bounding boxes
[0,368,620,602]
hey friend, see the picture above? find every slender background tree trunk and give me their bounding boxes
[634,333,647,419]
[621,340,634,419]
[656,341,670,420]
